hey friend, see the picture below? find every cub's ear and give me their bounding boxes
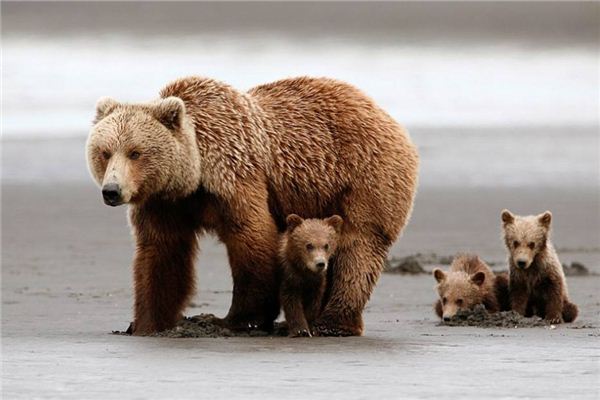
[433,268,446,283]
[325,215,343,234]
[153,97,186,130]
[286,214,304,232]
[501,209,515,225]
[470,271,486,286]
[538,211,552,228]
[94,97,119,123]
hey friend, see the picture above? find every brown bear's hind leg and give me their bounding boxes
[313,234,385,336]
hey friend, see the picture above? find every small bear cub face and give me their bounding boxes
[433,267,487,320]
[282,214,343,274]
[501,209,552,270]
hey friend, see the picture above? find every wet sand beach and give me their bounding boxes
[2,181,599,399]
[3,2,599,398]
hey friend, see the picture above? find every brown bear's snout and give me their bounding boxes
[516,260,528,269]
[316,261,327,271]
[102,183,123,206]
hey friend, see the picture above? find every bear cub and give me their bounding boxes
[501,210,578,323]
[433,253,510,321]
[279,214,343,337]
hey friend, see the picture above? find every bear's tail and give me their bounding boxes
[562,300,578,323]
[494,271,511,311]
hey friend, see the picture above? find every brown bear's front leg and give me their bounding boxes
[220,189,280,331]
[313,234,385,336]
[540,278,564,324]
[281,287,311,337]
[129,202,199,335]
[509,279,529,317]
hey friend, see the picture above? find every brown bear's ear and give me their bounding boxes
[325,215,343,234]
[94,97,119,123]
[501,209,515,225]
[470,271,486,286]
[286,214,304,232]
[538,211,552,228]
[153,97,186,130]
[433,268,446,283]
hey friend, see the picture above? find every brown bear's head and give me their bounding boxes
[86,96,200,206]
[501,209,552,270]
[433,266,487,321]
[281,214,343,274]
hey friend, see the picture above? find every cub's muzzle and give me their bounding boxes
[102,183,123,206]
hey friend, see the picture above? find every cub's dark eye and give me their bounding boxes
[442,297,447,305]
[456,299,464,306]
[513,241,520,248]
[528,242,535,250]
[129,151,141,160]
[102,151,111,160]
[324,244,329,251]
[306,244,314,251]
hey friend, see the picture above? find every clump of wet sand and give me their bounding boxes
[562,261,592,276]
[113,314,289,338]
[441,305,549,328]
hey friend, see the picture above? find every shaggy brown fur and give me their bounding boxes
[433,254,509,320]
[87,76,419,336]
[279,214,342,337]
[501,210,578,323]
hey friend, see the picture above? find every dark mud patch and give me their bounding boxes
[440,305,549,328]
[562,261,594,276]
[384,253,504,274]
[112,314,289,338]
[384,255,427,274]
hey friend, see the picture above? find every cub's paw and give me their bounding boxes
[289,328,312,338]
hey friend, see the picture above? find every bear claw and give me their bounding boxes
[289,329,312,338]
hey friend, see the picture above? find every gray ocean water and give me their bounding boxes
[2,2,598,189]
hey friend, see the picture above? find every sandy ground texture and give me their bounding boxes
[2,183,599,399]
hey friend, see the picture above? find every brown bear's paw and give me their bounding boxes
[288,328,312,338]
[545,315,563,324]
[312,319,363,337]
[222,315,274,333]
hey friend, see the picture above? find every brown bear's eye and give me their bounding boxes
[513,241,520,248]
[306,243,314,251]
[102,151,111,160]
[129,151,141,160]
[442,297,447,305]
[528,242,535,250]
[324,244,329,251]
[456,299,464,306]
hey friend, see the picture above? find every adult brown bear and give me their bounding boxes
[86,76,419,336]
